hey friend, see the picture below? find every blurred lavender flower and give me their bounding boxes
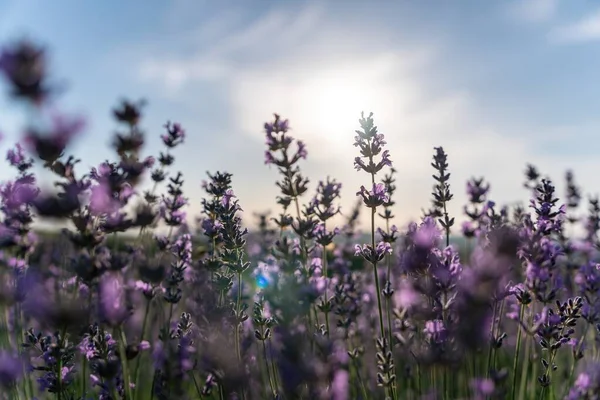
[0,351,23,388]
[0,39,52,103]
[565,361,600,399]
[98,272,131,327]
[161,121,185,148]
[24,114,85,165]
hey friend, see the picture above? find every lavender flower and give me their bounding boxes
[0,351,23,388]
[356,183,389,208]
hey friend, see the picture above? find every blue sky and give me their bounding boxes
[1,0,600,230]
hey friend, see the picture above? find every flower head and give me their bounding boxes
[356,183,389,208]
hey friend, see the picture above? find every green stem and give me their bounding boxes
[262,338,276,396]
[538,386,546,400]
[112,385,121,400]
[353,359,369,400]
[416,361,422,397]
[442,201,450,248]
[235,272,243,363]
[486,302,498,378]
[268,340,280,390]
[134,297,152,400]
[386,296,396,397]
[13,304,25,400]
[384,219,397,397]
[518,329,532,400]
[150,371,155,400]
[57,325,68,400]
[547,350,558,400]
[81,357,87,398]
[235,272,246,400]
[530,346,539,399]
[322,227,330,337]
[523,307,538,400]
[370,208,385,336]
[563,325,589,398]
[511,304,525,399]
[190,372,203,398]
[166,303,174,337]
[290,194,315,354]
[492,299,506,370]
[118,327,134,400]
[370,206,389,398]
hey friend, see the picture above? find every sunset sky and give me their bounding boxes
[1,0,600,231]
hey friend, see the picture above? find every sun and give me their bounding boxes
[299,69,378,144]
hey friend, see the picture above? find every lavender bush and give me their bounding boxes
[0,37,598,400]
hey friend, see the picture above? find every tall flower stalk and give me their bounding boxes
[378,168,399,392]
[353,112,394,397]
[312,178,342,337]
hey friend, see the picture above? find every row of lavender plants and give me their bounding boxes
[0,37,598,400]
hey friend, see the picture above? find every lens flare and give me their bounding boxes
[256,274,269,289]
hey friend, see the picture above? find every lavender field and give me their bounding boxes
[1,3,600,400]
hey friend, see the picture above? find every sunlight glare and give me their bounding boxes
[300,69,379,146]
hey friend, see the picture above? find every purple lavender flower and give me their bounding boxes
[331,369,349,400]
[0,39,51,102]
[113,99,143,126]
[0,351,23,387]
[353,112,392,174]
[470,378,495,399]
[424,319,447,343]
[430,245,462,288]
[356,183,389,208]
[264,114,289,135]
[24,114,85,164]
[414,217,442,248]
[393,278,421,309]
[566,362,600,399]
[98,272,130,327]
[6,143,33,172]
[161,121,186,148]
[311,178,342,221]
[354,241,392,263]
[466,178,490,204]
[88,181,120,215]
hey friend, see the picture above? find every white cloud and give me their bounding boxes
[508,0,560,23]
[136,3,326,93]
[550,8,600,42]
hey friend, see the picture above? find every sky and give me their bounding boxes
[1,0,600,232]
